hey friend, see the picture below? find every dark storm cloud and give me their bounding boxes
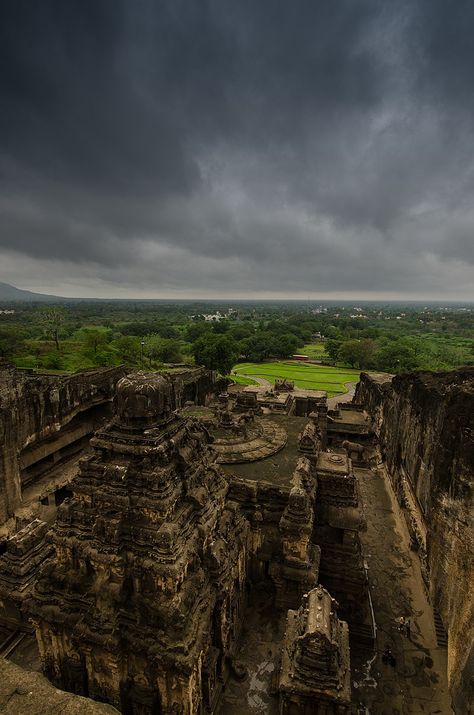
[0,0,473,297]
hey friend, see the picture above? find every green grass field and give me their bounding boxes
[227,374,258,386]
[300,342,327,359]
[233,361,360,396]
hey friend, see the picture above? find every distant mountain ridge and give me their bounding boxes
[0,281,67,302]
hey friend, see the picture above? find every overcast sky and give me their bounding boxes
[1,1,474,299]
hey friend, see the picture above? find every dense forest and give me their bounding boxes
[0,300,472,376]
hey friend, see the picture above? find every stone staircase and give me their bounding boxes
[433,609,448,648]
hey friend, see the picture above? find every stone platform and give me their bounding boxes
[212,418,287,464]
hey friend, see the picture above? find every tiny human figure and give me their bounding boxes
[382,647,396,667]
[397,616,406,632]
[405,618,411,639]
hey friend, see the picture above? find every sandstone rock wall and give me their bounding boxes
[0,364,126,523]
[171,366,217,405]
[0,365,217,528]
[355,369,474,714]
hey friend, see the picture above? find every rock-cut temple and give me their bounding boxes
[0,362,472,714]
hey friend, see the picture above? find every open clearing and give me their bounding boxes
[233,361,360,396]
[300,341,327,359]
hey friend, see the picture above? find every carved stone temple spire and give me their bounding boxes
[28,373,250,715]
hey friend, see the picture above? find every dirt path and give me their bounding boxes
[327,380,358,408]
[353,464,452,714]
[233,372,273,389]
[250,376,272,389]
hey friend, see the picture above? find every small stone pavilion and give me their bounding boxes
[279,586,351,714]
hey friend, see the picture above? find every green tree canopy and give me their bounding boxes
[37,306,67,350]
[339,339,375,369]
[82,328,109,354]
[146,336,183,364]
[374,341,419,373]
[113,335,141,365]
[192,334,239,374]
[325,339,341,363]
[0,327,25,359]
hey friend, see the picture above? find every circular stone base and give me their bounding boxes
[212,418,287,464]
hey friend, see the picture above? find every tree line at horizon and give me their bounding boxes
[0,302,472,376]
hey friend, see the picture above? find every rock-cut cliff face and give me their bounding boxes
[355,368,474,715]
[0,364,126,525]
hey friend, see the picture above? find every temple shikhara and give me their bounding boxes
[0,363,472,714]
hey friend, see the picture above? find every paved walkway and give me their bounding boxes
[353,465,452,714]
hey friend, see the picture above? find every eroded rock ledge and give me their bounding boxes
[0,657,119,714]
[355,368,474,714]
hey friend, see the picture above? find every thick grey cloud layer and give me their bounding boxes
[1,0,473,298]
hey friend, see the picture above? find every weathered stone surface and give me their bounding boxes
[0,519,53,628]
[0,363,126,525]
[297,414,322,460]
[356,368,474,714]
[114,371,174,427]
[279,585,350,714]
[274,379,294,392]
[0,364,216,530]
[28,372,251,714]
[270,458,320,609]
[312,449,370,638]
[326,406,373,443]
[211,416,287,464]
[315,452,358,508]
[0,367,426,713]
[0,657,119,714]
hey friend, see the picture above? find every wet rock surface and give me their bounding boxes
[353,466,452,714]
[356,369,473,714]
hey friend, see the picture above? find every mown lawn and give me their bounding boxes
[227,374,258,386]
[233,361,360,396]
[300,342,327,359]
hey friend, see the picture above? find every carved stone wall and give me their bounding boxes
[171,367,216,406]
[0,365,216,531]
[355,369,474,714]
[28,373,250,714]
[0,364,126,525]
[270,458,320,609]
[279,585,351,714]
[0,519,53,628]
[9,372,370,713]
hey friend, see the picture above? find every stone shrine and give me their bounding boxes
[279,585,351,714]
[28,373,250,713]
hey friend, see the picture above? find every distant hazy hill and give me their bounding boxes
[0,281,66,302]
